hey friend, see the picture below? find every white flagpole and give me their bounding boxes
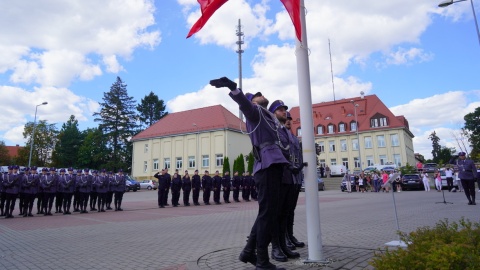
[295,0,325,262]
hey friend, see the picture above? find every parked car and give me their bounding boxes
[400,174,423,190]
[329,165,347,177]
[125,175,140,192]
[423,163,438,173]
[140,180,157,190]
[301,177,325,191]
[340,175,356,192]
[439,169,458,190]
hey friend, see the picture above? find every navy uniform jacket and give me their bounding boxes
[5,173,21,194]
[202,175,213,189]
[95,175,108,193]
[222,175,231,189]
[242,175,252,189]
[286,129,303,185]
[229,89,289,174]
[164,173,172,189]
[56,174,66,193]
[78,174,92,193]
[61,174,76,193]
[154,172,168,190]
[111,175,125,192]
[22,173,39,194]
[457,158,478,180]
[171,176,182,192]
[191,175,201,190]
[232,175,242,189]
[41,174,57,194]
[212,175,222,189]
[182,176,192,191]
[0,173,4,192]
[107,175,115,192]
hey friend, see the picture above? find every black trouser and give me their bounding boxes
[243,187,250,201]
[447,177,454,191]
[5,193,17,216]
[213,187,221,203]
[251,186,258,200]
[22,193,36,215]
[106,191,113,208]
[63,193,73,212]
[18,193,24,214]
[163,188,170,205]
[158,188,166,207]
[80,192,89,211]
[203,188,211,204]
[233,187,240,201]
[0,192,6,215]
[274,183,295,244]
[43,193,55,214]
[37,192,44,213]
[114,191,124,209]
[246,164,283,252]
[192,188,200,204]
[223,187,230,202]
[55,192,63,212]
[287,184,301,238]
[90,191,97,210]
[183,189,191,205]
[172,189,180,206]
[97,192,106,210]
[461,179,476,203]
[73,190,80,210]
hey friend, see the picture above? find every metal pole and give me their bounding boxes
[470,0,480,46]
[193,123,200,170]
[28,102,47,167]
[353,102,362,171]
[296,0,325,262]
[236,19,245,121]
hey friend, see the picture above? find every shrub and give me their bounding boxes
[370,218,480,270]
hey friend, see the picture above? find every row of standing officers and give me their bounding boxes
[154,168,258,207]
[0,166,127,218]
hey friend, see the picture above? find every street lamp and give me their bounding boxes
[351,100,362,171]
[28,102,48,167]
[439,0,480,47]
[192,123,200,170]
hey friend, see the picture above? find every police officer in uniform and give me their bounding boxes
[37,168,47,214]
[202,170,213,205]
[105,171,114,210]
[55,168,64,213]
[250,173,258,201]
[90,170,98,211]
[41,167,57,216]
[191,170,201,206]
[212,170,222,204]
[95,169,108,212]
[182,170,192,206]
[73,169,82,212]
[163,168,171,206]
[222,171,232,203]
[454,152,479,205]
[242,171,251,201]
[22,166,39,217]
[61,168,76,214]
[171,172,182,207]
[154,169,167,208]
[17,167,28,216]
[113,169,126,211]
[232,171,242,202]
[0,166,8,216]
[211,76,289,270]
[4,165,21,218]
[78,169,92,213]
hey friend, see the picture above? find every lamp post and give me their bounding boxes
[439,0,480,47]
[28,102,48,167]
[193,123,200,170]
[351,100,362,171]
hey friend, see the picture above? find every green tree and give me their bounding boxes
[136,91,168,128]
[437,146,455,166]
[93,77,138,171]
[0,141,11,165]
[428,131,441,163]
[22,120,58,166]
[77,128,110,170]
[52,115,83,167]
[464,107,480,161]
[247,152,254,174]
[235,154,245,174]
[223,157,230,175]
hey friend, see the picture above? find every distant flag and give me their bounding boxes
[186,0,229,38]
[187,0,302,41]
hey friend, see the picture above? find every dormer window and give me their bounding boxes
[350,121,357,131]
[325,116,331,120]
[317,125,324,135]
[370,114,388,128]
[339,123,346,132]
[327,124,334,134]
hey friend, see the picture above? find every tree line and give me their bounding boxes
[0,77,167,173]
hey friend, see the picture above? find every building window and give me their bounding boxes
[143,161,148,172]
[379,155,387,165]
[327,124,334,134]
[188,156,195,168]
[391,134,399,146]
[176,157,183,169]
[339,123,346,132]
[352,139,359,150]
[364,137,372,148]
[366,155,374,166]
[317,125,324,135]
[216,154,224,167]
[164,158,170,169]
[377,135,386,147]
[330,158,337,166]
[297,128,302,137]
[380,117,388,126]
[342,158,349,169]
[318,141,325,153]
[354,157,360,168]
[393,154,401,167]
[371,117,388,127]
[319,159,326,168]
[340,139,347,151]
[153,159,159,171]
[350,121,357,131]
[202,155,209,167]
[144,144,149,153]
[329,140,336,152]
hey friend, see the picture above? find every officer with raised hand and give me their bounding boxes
[154,169,167,208]
[455,152,479,205]
[211,76,288,270]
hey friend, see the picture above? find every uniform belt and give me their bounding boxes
[258,141,279,149]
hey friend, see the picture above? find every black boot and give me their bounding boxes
[271,237,287,262]
[287,223,305,248]
[256,248,285,270]
[285,234,296,250]
[279,232,300,259]
[239,235,257,266]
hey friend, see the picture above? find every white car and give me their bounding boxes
[139,180,157,190]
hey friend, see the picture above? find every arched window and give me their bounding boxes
[338,122,346,132]
[316,125,324,135]
[327,124,335,134]
[350,121,357,131]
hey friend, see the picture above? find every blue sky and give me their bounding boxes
[0,0,479,159]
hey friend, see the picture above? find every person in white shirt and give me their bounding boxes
[445,167,454,192]
[422,172,430,191]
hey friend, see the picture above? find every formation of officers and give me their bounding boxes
[0,166,127,218]
[154,168,258,208]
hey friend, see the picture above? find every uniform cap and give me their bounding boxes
[8,165,13,170]
[268,100,288,114]
[101,169,106,172]
[68,167,73,171]
[195,169,198,172]
[108,171,113,174]
[13,165,19,170]
[286,111,292,120]
[458,152,466,156]
[31,166,37,170]
[84,169,89,172]
[205,170,209,173]
[49,167,56,171]
[118,169,123,173]
[25,167,30,171]
[42,168,48,172]
[76,169,82,173]
[60,168,66,172]
[245,92,262,102]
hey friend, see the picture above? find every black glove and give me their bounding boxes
[210,77,237,91]
[288,165,300,175]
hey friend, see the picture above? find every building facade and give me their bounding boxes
[289,94,415,171]
[131,105,250,180]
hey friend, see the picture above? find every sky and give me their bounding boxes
[1,0,479,160]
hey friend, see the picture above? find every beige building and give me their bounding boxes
[131,105,250,180]
[289,94,416,171]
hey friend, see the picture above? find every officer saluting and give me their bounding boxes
[454,152,479,205]
[154,169,167,208]
[211,77,289,270]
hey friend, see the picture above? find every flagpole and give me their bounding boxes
[295,0,325,262]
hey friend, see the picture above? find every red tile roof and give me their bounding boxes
[6,145,22,157]
[132,105,246,141]
[289,94,413,137]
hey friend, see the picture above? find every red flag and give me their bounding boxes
[186,0,229,38]
[280,0,302,41]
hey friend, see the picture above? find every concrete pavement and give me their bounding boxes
[1,188,478,269]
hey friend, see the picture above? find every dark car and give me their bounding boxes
[401,174,423,190]
[301,177,325,191]
[125,175,140,192]
[423,163,437,173]
[340,175,356,192]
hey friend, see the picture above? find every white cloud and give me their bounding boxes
[385,47,434,66]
